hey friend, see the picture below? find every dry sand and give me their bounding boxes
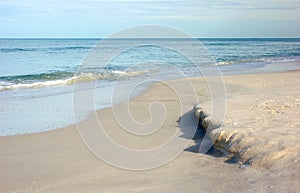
[0,70,299,193]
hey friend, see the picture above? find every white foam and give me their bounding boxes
[0,73,100,91]
[0,70,152,91]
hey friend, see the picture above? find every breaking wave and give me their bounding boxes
[0,70,149,91]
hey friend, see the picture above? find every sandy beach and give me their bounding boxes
[0,69,299,193]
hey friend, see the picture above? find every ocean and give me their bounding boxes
[1,38,300,136]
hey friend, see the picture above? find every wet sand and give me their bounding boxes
[0,70,299,193]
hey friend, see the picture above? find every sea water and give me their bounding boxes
[0,38,300,135]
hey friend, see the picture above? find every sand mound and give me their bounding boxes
[193,71,300,170]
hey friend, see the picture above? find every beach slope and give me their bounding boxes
[0,70,299,193]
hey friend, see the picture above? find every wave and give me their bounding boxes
[0,46,92,53]
[215,56,300,66]
[111,70,149,76]
[0,71,76,83]
[0,70,150,91]
[215,61,236,66]
[0,73,97,91]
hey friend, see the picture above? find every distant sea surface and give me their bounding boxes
[1,38,300,135]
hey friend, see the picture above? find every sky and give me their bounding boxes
[0,0,300,38]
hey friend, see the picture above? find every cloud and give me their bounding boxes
[0,0,300,36]
[245,6,300,10]
[214,1,245,7]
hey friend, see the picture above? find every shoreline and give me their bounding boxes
[1,69,300,192]
[2,66,300,138]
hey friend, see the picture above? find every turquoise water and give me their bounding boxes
[0,38,300,135]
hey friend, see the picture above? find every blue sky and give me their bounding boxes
[0,0,300,37]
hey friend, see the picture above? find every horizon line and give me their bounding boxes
[1,37,300,39]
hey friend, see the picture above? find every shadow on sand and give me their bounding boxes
[177,110,229,161]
